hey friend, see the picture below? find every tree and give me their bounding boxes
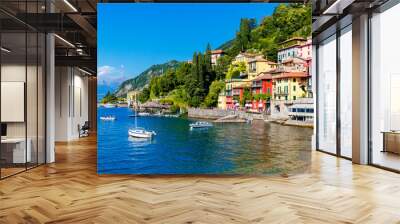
[226,62,247,80]
[138,87,150,103]
[100,91,118,104]
[215,55,232,80]
[150,77,161,98]
[240,87,252,107]
[236,18,256,52]
[203,80,225,108]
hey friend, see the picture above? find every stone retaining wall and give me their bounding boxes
[188,108,268,120]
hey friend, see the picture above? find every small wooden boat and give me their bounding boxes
[189,121,213,129]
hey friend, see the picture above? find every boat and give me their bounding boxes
[103,103,116,108]
[100,115,116,121]
[189,121,213,129]
[128,94,156,139]
[128,128,156,138]
[137,112,150,116]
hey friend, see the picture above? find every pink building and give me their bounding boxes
[298,37,312,60]
[211,49,225,66]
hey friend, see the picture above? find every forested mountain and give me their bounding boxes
[114,60,181,97]
[220,3,312,62]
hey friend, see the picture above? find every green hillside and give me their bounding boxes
[114,60,181,97]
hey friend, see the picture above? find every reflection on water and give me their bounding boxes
[98,107,313,175]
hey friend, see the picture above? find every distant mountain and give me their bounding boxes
[114,60,181,97]
[97,83,117,102]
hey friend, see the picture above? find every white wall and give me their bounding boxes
[54,67,89,141]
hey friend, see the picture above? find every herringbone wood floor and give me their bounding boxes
[1,135,400,224]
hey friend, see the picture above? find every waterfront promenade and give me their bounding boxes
[188,108,313,127]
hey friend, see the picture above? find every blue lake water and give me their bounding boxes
[98,107,312,175]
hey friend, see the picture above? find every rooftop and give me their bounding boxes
[211,49,224,54]
[272,71,309,79]
[253,72,273,81]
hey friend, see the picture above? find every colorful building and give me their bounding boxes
[127,90,140,107]
[279,57,308,72]
[217,95,227,110]
[277,37,308,63]
[224,79,251,109]
[272,71,309,102]
[250,72,273,112]
[247,58,277,80]
[297,37,312,60]
[211,49,225,66]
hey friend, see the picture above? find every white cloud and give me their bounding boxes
[98,65,128,86]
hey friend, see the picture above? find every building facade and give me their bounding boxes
[211,49,225,66]
[250,73,273,112]
[248,58,277,80]
[277,37,307,63]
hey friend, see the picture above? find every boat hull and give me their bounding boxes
[128,130,155,138]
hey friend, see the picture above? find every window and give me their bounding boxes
[293,78,296,82]
[293,86,296,91]
[370,4,400,171]
[340,25,352,158]
[293,96,296,100]
[0,4,46,179]
[317,34,337,154]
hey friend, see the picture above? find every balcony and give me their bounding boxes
[275,92,288,96]
[252,82,262,88]
[239,72,248,78]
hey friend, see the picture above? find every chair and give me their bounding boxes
[79,121,90,138]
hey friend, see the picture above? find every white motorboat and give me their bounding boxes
[137,112,150,116]
[128,128,156,138]
[100,115,116,121]
[103,103,116,108]
[189,121,213,129]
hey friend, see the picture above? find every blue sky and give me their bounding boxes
[98,3,278,87]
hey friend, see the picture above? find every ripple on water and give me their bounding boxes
[98,107,313,175]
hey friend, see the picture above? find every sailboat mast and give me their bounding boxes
[135,92,137,128]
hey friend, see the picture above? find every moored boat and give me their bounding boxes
[128,94,156,139]
[103,103,116,108]
[100,115,116,121]
[128,128,156,138]
[189,121,213,129]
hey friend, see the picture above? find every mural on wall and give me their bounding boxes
[97,3,314,175]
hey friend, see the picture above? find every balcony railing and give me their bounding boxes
[275,92,288,96]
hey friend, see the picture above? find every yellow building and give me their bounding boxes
[232,52,262,64]
[217,95,227,110]
[127,90,140,107]
[272,71,309,101]
[232,52,277,80]
[248,58,277,80]
[225,79,251,97]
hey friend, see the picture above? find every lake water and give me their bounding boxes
[98,107,313,175]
